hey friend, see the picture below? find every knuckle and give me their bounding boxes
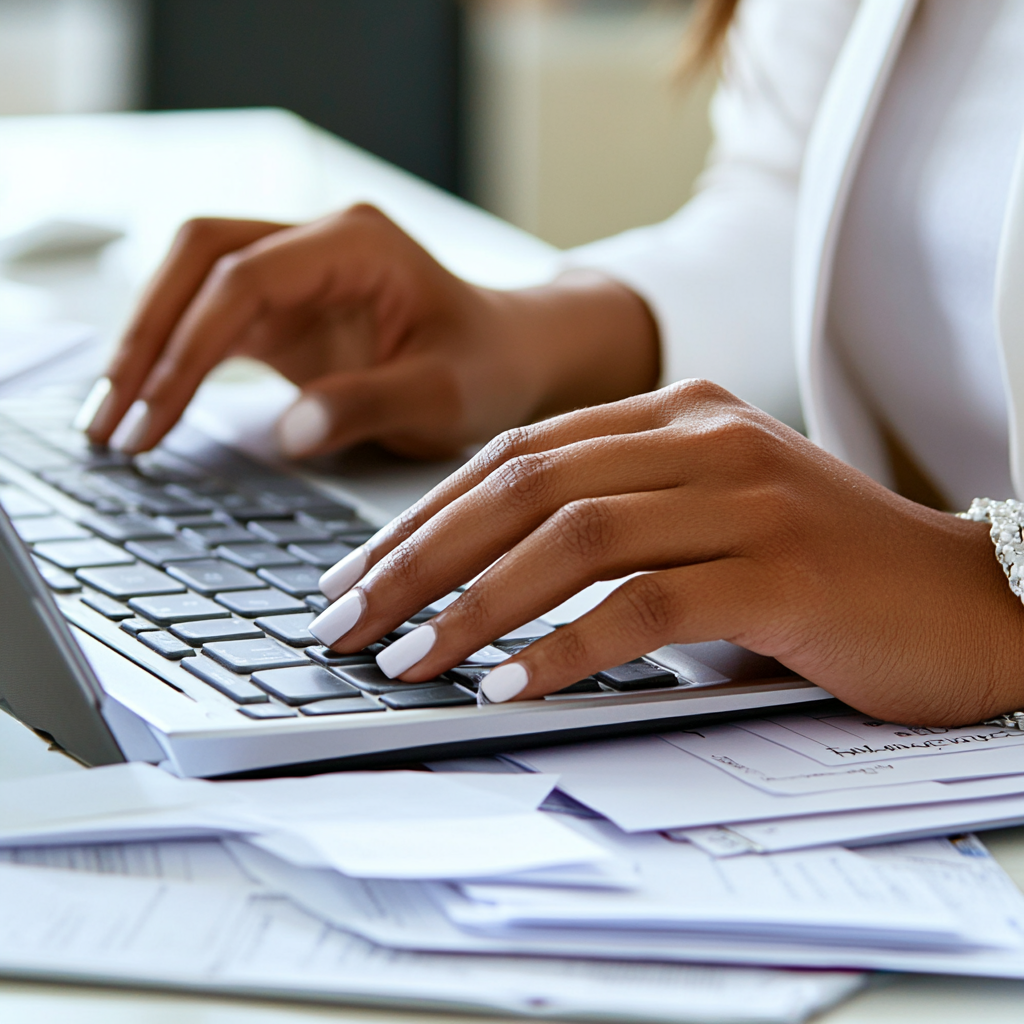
[174,216,225,251]
[488,452,558,512]
[378,539,422,592]
[620,574,676,636]
[548,498,618,562]
[209,250,259,293]
[444,584,489,636]
[476,426,534,473]
[547,625,590,670]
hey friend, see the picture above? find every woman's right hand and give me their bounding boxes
[80,204,659,460]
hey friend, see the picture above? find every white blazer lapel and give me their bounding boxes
[995,134,1024,498]
[793,0,918,483]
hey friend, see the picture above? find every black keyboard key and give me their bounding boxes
[166,559,262,595]
[128,593,229,625]
[156,511,225,529]
[247,519,332,545]
[0,485,51,518]
[179,522,256,548]
[125,537,206,566]
[549,677,603,695]
[295,510,361,532]
[75,564,186,599]
[446,666,487,690]
[305,594,329,613]
[181,657,268,704]
[595,660,678,692]
[215,542,300,569]
[331,663,425,695]
[203,638,309,672]
[333,527,376,544]
[286,541,355,569]
[299,697,383,716]
[305,643,383,667]
[254,612,316,646]
[33,538,134,569]
[13,515,90,543]
[215,589,307,617]
[80,593,133,620]
[31,556,80,591]
[251,664,361,705]
[255,564,322,597]
[170,617,265,645]
[120,617,160,637]
[380,685,476,709]
[238,704,298,719]
[138,630,196,659]
[79,511,173,542]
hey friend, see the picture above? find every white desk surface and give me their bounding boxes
[0,109,1021,1023]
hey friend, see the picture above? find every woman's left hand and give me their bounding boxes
[308,380,1024,725]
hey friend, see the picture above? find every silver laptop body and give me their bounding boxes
[0,396,834,777]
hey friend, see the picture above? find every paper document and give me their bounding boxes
[663,724,1024,795]
[0,764,611,881]
[739,713,1024,766]
[233,824,1024,978]
[504,736,1024,834]
[0,860,863,1023]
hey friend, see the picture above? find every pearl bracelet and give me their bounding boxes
[959,497,1024,730]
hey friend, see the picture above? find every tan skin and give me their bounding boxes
[87,205,1024,725]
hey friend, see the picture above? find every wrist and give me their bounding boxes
[484,270,660,421]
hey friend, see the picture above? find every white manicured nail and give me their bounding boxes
[480,662,528,703]
[376,624,436,678]
[108,399,151,453]
[319,546,368,601]
[308,589,365,646]
[278,394,331,458]
[73,376,113,432]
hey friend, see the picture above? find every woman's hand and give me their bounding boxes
[308,380,1024,726]
[80,205,658,459]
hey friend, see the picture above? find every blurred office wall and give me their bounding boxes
[0,0,714,250]
[144,0,463,195]
[465,0,714,248]
[0,0,143,114]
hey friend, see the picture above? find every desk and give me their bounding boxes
[0,109,1021,1023]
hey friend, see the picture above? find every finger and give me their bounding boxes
[315,429,721,647]
[479,558,755,701]
[85,218,288,443]
[360,484,747,684]
[358,388,690,576]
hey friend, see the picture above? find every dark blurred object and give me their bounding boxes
[144,0,463,193]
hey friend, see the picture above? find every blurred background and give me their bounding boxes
[0,0,714,249]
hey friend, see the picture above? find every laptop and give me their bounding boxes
[0,394,835,777]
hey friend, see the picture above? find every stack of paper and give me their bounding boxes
[499,710,1024,854]
[2,758,1023,993]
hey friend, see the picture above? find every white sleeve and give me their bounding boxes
[564,0,860,427]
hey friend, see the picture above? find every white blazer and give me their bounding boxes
[568,0,1024,500]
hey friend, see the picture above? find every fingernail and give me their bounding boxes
[376,624,436,678]
[278,395,331,458]
[319,546,368,601]
[308,588,365,646]
[480,662,528,703]
[108,399,151,453]
[73,377,113,433]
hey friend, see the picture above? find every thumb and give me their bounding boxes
[275,357,462,459]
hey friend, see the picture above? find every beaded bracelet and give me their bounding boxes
[959,497,1024,730]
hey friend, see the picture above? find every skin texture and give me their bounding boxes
[327,382,1024,726]
[85,206,659,459]
[90,207,1024,725]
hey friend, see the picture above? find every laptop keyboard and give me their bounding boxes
[0,399,715,721]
